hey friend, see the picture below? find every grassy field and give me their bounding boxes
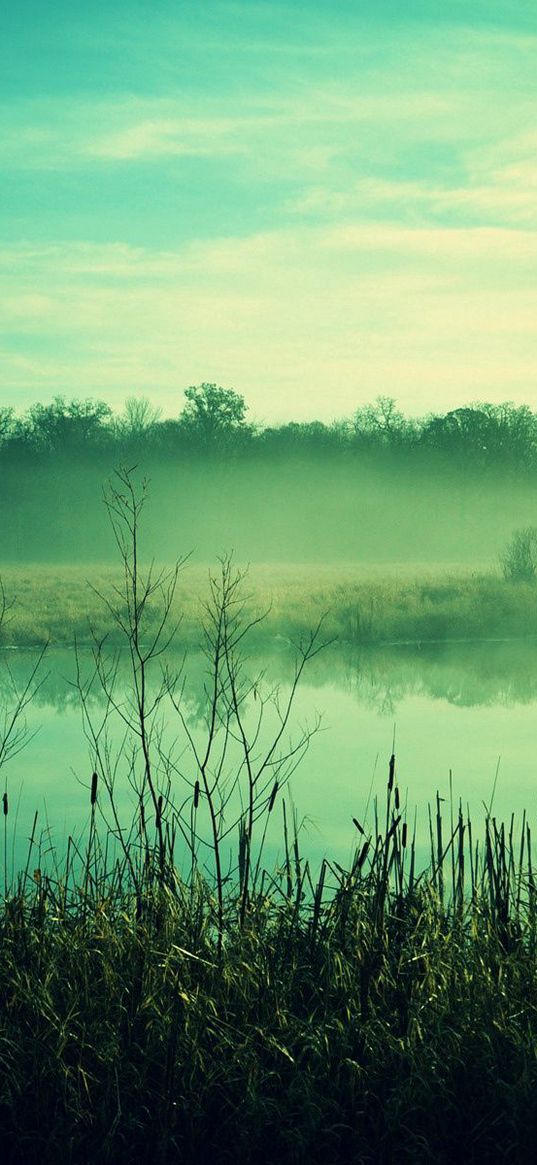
[0,561,535,647]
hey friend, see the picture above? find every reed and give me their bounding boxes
[1,757,537,1163]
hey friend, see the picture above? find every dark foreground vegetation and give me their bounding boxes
[2,783,537,1165]
[1,472,537,1164]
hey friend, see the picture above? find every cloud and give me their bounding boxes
[84,115,253,161]
[2,17,535,176]
[289,127,537,230]
[2,13,536,420]
[1,91,456,171]
[2,224,537,421]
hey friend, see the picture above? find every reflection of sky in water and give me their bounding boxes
[2,641,537,877]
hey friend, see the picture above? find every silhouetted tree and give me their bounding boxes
[115,397,162,443]
[421,404,537,469]
[23,397,112,453]
[0,409,14,445]
[179,383,249,447]
[353,396,416,449]
[259,420,345,456]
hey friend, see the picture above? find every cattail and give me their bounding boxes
[352,817,365,835]
[193,780,200,809]
[394,786,400,811]
[2,792,7,816]
[357,840,370,871]
[388,753,395,792]
[156,794,163,827]
[402,822,407,848]
[268,781,279,813]
[238,820,248,889]
[90,772,98,806]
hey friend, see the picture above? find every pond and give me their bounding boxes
[2,636,537,881]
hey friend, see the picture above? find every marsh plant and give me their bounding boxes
[2,737,537,1161]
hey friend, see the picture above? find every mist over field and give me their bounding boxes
[3,456,534,565]
[1,390,536,567]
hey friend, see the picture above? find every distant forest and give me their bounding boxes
[1,384,537,471]
[2,385,537,563]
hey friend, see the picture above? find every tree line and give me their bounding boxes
[1,384,537,470]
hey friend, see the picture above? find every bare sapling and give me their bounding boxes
[76,468,329,954]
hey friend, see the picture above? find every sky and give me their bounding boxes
[1,0,537,423]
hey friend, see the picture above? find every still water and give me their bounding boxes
[2,638,537,878]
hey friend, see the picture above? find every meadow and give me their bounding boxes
[1,560,536,648]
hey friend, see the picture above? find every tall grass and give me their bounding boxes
[1,759,537,1163]
[1,562,536,647]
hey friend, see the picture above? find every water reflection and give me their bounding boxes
[2,636,537,715]
[310,639,537,713]
[1,637,537,877]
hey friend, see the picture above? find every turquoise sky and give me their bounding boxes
[2,0,537,421]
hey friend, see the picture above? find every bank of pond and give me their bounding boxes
[1,563,537,648]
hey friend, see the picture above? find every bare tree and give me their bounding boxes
[164,557,327,940]
[116,397,162,442]
[76,468,328,951]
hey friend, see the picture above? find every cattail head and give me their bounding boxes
[352,817,365,835]
[394,786,400,811]
[357,840,370,871]
[238,819,248,887]
[156,794,163,827]
[2,792,7,816]
[193,780,200,809]
[388,753,395,792]
[268,781,279,813]
[402,822,407,848]
[90,772,98,806]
